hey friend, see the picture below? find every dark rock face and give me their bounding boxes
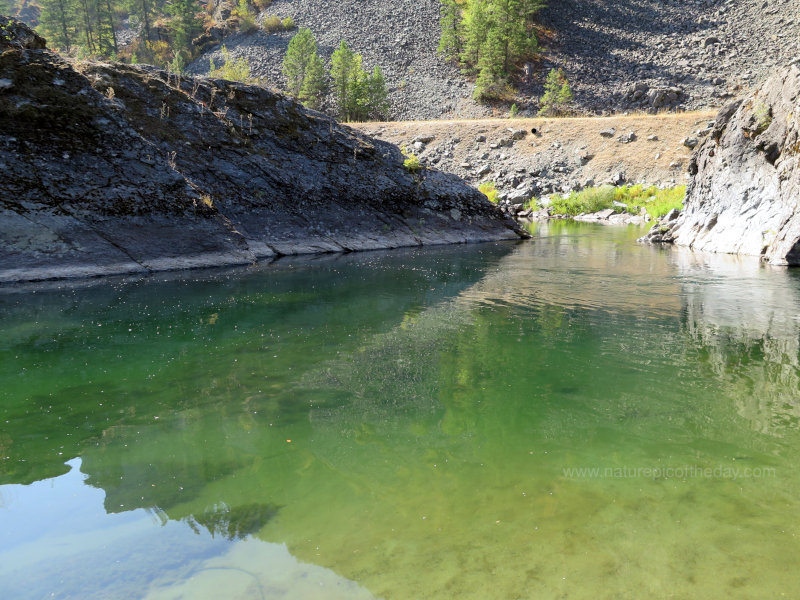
[0,17,524,283]
[0,14,45,50]
[641,65,800,265]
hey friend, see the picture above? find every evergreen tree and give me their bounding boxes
[538,68,573,116]
[365,65,389,120]
[299,52,328,110]
[460,0,490,72]
[330,40,362,121]
[283,27,319,99]
[437,0,461,60]
[473,26,506,100]
[167,0,200,58]
[490,0,532,73]
[126,0,154,45]
[37,0,75,51]
[440,0,544,103]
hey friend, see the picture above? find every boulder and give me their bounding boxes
[0,14,46,50]
[641,65,800,265]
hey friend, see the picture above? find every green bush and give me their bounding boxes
[281,16,295,29]
[401,146,422,173]
[262,14,282,32]
[479,181,498,203]
[753,102,772,134]
[546,185,685,221]
[235,0,258,33]
[209,46,254,83]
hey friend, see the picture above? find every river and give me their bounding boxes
[1,222,799,599]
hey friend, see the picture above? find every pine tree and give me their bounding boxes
[460,0,490,72]
[437,0,461,60]
[490,0,532,73]
[283,27,319,99]
[299,52,328,110]
[440,0,545,103]
[473,26,506,100]
[37,0,75,51]
[330,40,362,121]
[167,0,200,58]
[538,68,573,116]
[365,65,389,119]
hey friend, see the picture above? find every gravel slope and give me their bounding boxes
[188,0,800,119]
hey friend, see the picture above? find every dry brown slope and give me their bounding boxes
[353,112,717,195]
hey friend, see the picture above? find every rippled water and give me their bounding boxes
[2,222,800,599]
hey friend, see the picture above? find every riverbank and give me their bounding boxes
[0,17,524,284]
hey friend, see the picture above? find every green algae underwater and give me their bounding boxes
[1,222,800,599]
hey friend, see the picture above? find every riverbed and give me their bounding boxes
[1,222,799,599]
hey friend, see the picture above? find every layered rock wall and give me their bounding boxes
[648,65,800,265]
[0,17,524,283]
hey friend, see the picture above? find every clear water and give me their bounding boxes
[2,222,800,599]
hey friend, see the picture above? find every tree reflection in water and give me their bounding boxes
[183,503,281,541]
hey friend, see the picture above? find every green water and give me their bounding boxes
[2,222,800,599]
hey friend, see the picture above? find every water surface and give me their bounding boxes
[2,222,799,599]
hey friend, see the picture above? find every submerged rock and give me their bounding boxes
[642,64,800,265]
[0,17,525,283]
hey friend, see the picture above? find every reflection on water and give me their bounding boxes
[2,224,800,599]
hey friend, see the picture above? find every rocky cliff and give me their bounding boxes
[0,16,524,283]
[642,64,800,265]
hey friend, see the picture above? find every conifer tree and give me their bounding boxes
[473,27,506,100]
[460,0,490,72]
[331,40,362,121]
[437,0,462,60]
[283,27,319,99]
[365,65,389,119]
[37,0,74,51]
[167,0,200,58]
[538,68,573,116]
[299,52,328,110]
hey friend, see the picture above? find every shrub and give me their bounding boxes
[546,185,685,221]
[252,0,272,9]
[479,181,498,204]
[234,0,258,33]
[401,146,422,173]
[753,102,772,134]
[262,14,282,32]
[209,46,254,83]
[538,68,573,116]
[281,16,295,30]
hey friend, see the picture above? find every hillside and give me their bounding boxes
[353,112,715,205]
[0,16,523,283]
[187,0,800,120]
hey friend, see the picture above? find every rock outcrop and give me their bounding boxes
[0,17,525,283]
[641,64,800,265]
